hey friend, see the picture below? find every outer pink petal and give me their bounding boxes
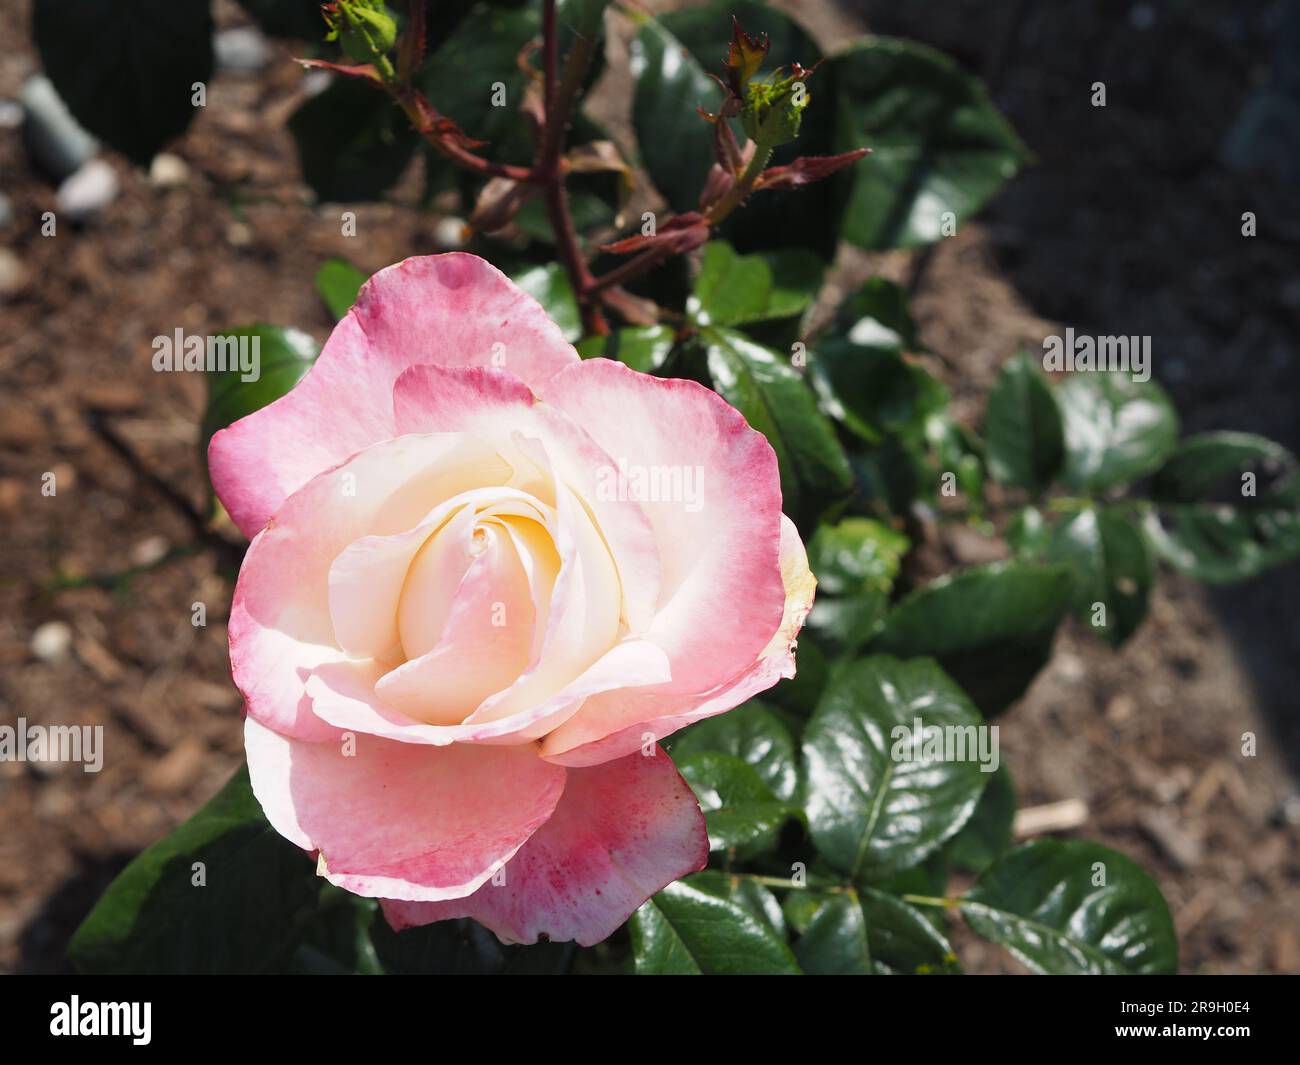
[540,358,786,694]
[380,748,707,945]
[209,254,578,538]
[541,514,816,765]
[244,717,566,901]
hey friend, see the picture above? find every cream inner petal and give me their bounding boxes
[374,494,558,726]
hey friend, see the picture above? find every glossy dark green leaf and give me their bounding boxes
[1057,372,1178,491]
[838,277,921,348]
[805,517,908,653]
[369,914,574,975]
[859,887,962,974]
[765,634,829,719]
[290,75,417,202]
[630,3,845,256]
[793,888,960,974]
[629,879,802,974]
[872,562,1074,716]
[690,242,823,328]
[511,263,581,341]
[315,259,367,321]
[287,890,383,975]
[672,700,799,803]
[1006,505,1051,559]
[201,325,318,455]
[627,17,717,213]
[702,326,853,529]
[802,656,990,882]
[416,5,539,166]
[576,326,676,373]
[68,768,318,974]
[944,763,1015,875]
[810,287,948,448]
[1145,432,1300,583]
[677,751,792,858]
[688,870,786,937]
[1047,507,1153,646]
[233,0,326,38]
[962,840,1178,974]
[985,352,1065,492]
[33,0,213,166]
[828,37,1029,250]
[793,893,870,974]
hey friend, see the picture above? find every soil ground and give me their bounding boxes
[1,0,1296,973]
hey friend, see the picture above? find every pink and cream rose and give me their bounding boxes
[209,254,814,945]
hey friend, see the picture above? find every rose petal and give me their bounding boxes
[305,637,671,746]
[231,433,507,741]
[541,515,814,764]
[244,717,566,901]
[376,520,536,724]
[541,358,786,694]
[209,254,579,538]
[392,364,662,634]
[380,747,707,944]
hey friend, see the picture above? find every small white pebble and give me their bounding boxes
[31,620,73,663]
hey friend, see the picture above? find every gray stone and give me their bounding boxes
[20,75,97,180]
[56,158,119,220]
[215,27,272,74]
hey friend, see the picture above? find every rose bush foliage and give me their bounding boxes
[58,0,1300,975]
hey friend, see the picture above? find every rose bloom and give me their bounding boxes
[209,254,814,945]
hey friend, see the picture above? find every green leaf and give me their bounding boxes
[859,887,962,974]
[792,893,870,974]
[416,4,540,166]
[576,326,676,373]
[33,0,213,166]
[828,37,1029,250]
[690,242,823,328]
[872,562,1074,716]
[944,763,1016,875]
[765,634,830,719]
[985,352,1065,492]
[1057,371,1179,491]
[631,3,846,257]
[672,700,799,802]
[287,889,382,975]
[233,0,328,39]
[702,326,852,529]
[837,277,920,348]
[793,889,960,974]
[201,325,319,456]
[628,17,717,213]
[1047,507,1153,646]
[1007,505,1051,559]
[68,768,319,974]
[1145,431,1300,583]
[289,75,417,202]
[630,879,802,974]
[677,751,792,858]
[810,281,948,447]
[315,259,368,321]
[962,840,1178,974]
[688,870,786,937]
[805,517,909,653]
[511,263,581,342]
[802,656,990,882]
[369,914,574,975]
